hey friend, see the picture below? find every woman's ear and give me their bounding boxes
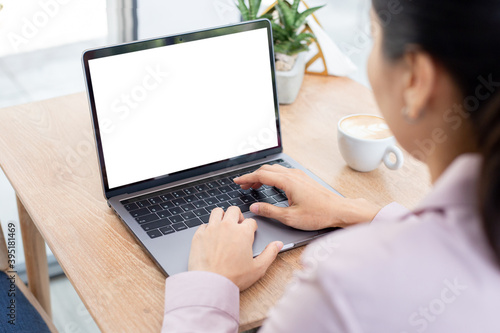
[402,50,437,121]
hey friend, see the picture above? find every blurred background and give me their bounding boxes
[0,0,372,331]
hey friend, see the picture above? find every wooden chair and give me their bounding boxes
[0,222,58,332]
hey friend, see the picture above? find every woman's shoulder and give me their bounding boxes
[299,207,500,332]
[303,205,491,283]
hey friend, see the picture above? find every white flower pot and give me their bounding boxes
[275,52,306,105]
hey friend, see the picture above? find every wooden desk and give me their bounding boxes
[0,75,431,332]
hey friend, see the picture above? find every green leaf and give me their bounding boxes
[291,0,300,16]
[249,0,262,20]
[294,5,324,29]
[275,36,311,55]
[275,2,286,28]
[259,13,273,21]
[237,0,250,21]
[288,43,309,55]
[274,41,293,55]
[277,0,296,34]
[295,32,315,43]
[271,22,288,41]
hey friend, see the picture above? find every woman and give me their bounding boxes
[162,0,500,331]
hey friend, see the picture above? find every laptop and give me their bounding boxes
[82,19,342,276]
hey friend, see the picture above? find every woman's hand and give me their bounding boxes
[188,206,283,291]
[234,164,381,230]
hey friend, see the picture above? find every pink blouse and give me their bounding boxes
[162,154,500,332]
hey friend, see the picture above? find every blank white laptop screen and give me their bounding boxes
[88,28,278,189]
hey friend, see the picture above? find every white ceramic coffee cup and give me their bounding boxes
[337,114,404,172]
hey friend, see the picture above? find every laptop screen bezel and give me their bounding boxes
[82,19,283,199]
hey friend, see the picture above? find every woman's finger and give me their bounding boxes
[234,169,288,191]
[241,218,258,233]
[192,222,207,239]
[239,182,262,190]
[238,210,246,223]
[208,207,224,224]
[249,202,289,223]
[236,164,291,189]
[222,206,242,223]
[253,241,283,274]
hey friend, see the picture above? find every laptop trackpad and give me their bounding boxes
[250,214,320,256]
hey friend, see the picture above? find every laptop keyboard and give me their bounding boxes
[121,159,291,239]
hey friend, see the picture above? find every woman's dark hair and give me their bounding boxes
[372,0,500,263]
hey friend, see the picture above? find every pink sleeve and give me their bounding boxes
[371,202,411,225]
[162,271,239,333]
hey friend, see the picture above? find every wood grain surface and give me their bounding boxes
[18,195,52,318]
[0,75,431,332]
[1,224,58,332]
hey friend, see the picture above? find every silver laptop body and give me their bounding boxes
[82,19,342,276]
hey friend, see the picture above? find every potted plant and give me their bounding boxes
[237,0,323,104]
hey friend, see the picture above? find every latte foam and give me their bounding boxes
[340,115,392,140]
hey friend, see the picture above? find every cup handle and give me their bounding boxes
[383,145,404,170]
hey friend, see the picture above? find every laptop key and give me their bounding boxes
[216,194,230,202]
[180,203,195,212]
[159,201,175,210]
[183,187,198,195]
[148,205,162,213]
[141,218,171,231]
[204,197,219,205]
[147,230,162,239]
[217,202,230,210]
[160,193,174,201]
[239,204,251,213]
[239,188,252,195]
[240,195,257,204]
[260,197,277,204]
[229,183,240,191]
[251,191,268,200]
[168,207,183,215]
[193,208,208,217]
[169,215,184,224]
[159,225,175,235]
[217,178,231,186]
[157,210,172,219]
[218,185,231,193]
[148,196,162,205]
[181,211,196,220]
[172,198,187,206]
[200,215,210,223]
[228,198,243,207]
[130,208,150,217]
[172,191,186,198]
[184,195,196,203]
[192,200,208,209]
[136,200,151,208]
[195,184,209,192]
[207,188,221,196]
[205,205,217,213]
[263,188,279,197]
[206,181,219,189]
[195,192,210,200]
[136,213,159,224]
[185,218,202,228]
[227,190,241,199]
[124,203,138,211]
[273,194,288,202]
[172,222,188,231]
